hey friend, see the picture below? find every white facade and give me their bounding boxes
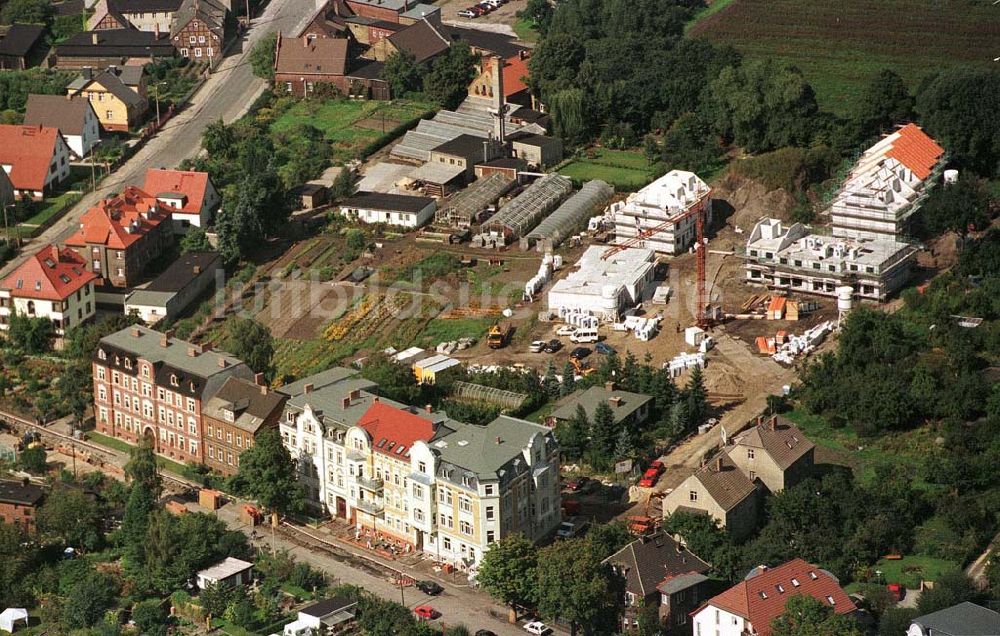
[692,605,750,636]
[548,245,656,322]
[611,169,711,255]
[65,107,102,159]
[0,281,95,336]
[154,180,221,232]
[339,199,436,228]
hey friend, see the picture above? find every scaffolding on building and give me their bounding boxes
[435,172,515,228]
[474,174,573,247]
[453,381,528,410]
[525,179,613,250]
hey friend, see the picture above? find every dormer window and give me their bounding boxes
[809,572,818,580]
[826,596,835,605]
[124,358,131,369]
[759,591,768,599]
[170,374,178,387]
[224,410,234,422]
[791,578,800,587]
[98,349,107,360]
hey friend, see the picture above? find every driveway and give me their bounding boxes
[0,0,315,278]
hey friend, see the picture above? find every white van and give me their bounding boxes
[570,328,599,343]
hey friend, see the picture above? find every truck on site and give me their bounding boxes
[487,323,512,349]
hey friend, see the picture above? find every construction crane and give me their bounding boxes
[602,189,713,328]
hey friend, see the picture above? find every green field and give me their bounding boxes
[689,0,1000,114]
[270,98,434,162]
[513,17,540,43]
[557,148,658,191]
[870,555,960,590]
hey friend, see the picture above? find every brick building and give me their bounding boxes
[65,186,174,289]
[170,0,232,62]
[0,479,45,532]
[92,325,252,463]
[201,375,287,477]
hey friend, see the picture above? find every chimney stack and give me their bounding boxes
[769,415,778,431]
[495,436,502,444]
[425,404,432,413]
[202,342,213,352]
[193,265,202,275]
[303,383,314,395]
[714,456,723,472]
[130,326,141,337]
[605,380,616,391]
[187,346,198,357]
[756,415,763,426]
[160,329,174,347]
[51,245,60,262]
[342,396,350,408]
[254,372,265,386]
[218,358,228,368]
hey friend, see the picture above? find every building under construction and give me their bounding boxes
[610,170,711,255]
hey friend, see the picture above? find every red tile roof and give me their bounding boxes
[501,54,529,98]
[142,168,212,215]
[0,125,66,192]
[65,186,168,250]
[356,401,438,458]
[699,559,856,636]
[886,123,944,180]
[1,244,97,301]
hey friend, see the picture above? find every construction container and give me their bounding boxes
[199,489,223,511]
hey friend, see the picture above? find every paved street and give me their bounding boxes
[0,0,317,278]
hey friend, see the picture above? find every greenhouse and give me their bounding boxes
[435,172,515,228]
[525,179,613,250]
[475,174,573,247]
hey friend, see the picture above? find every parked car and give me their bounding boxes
[414,605,440,620]
[649,459,665,474]
[595,342,616,355]
[557,518,587,539]
[638,468,660,488]
[565,476,590,491]
[544,339,562,353]
[887,583,905,602]
[416,580,443,595]
[556,325,577,336]
[524,621,553,635]
[457,8,477,17]
[570,346,592,360]
[529,340,546,353]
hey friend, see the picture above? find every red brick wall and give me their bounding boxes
[345,1,401,23]
[0,501,37,532]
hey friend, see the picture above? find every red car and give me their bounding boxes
[414,605,440,620]
[638,468,660,488]
[649,459,665,474]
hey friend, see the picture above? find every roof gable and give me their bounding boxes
[604,533,710,597]
[23,94,96,136]
[1,245,97,301]
[356,401,439,459]
[65,186,168,249]
[885,123,945,180]
[143,168,212,214]
[0,124,63,191]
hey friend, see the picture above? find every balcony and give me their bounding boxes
[355,498,384,516]
[356,475,384,491]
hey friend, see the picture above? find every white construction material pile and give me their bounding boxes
[611,315,661,341]
[664,352,706,378]
[524,253,556,301]
[771,321,835,365]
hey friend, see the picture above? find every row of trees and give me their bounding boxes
[381,42,478,109]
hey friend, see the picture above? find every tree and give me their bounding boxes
[548,88,592,145]
[915,571,975,615]
[556,405,589,461]
[917,176,991,239]
[179,226,213,253]
[560,361,576,397]
[705,60,819,153]
[916,68,1000,178]
[0,0,53,25]
[221,317,274,381]
[852,69,914,143]
[132,599,168,636]
[37,487,101,550]
[536,538,624,635]
[424,42,477,110]
[229,428,304,521]
[518,0,554,36]
[542,361,560,398]
[586,520,632,559]
[64,313,142,363]
[684,366,708,428]
[590,400,617,460]
[18,446,47,473]
[613,426,636,462]
[476,534,539,616]
[122,436,161,574]
[125,434,162,495]
[329,167,357,201]
[7,313,53,354]
[381,50,425,96]
[879,608,919,636]
[250,32,277,80]
[659,112,720,173]
[62,571,119,630]
[0,521,34,608]
[771,594,863,636]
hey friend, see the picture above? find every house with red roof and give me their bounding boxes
[142,168,220,232]
[691,559,858,636]
[0,124,72,200]
[469,52,532,107]
[65,186,174,289]
[831,123,946,242]
[0,245,98,336]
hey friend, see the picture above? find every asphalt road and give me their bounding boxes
[0,0,317,278]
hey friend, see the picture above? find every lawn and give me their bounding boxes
[513,17,539,43]
[413,317,494,348]
[871,555,960,590]
[87,430,210,484]
[689,0,1000,114]
[270,98,434,163]
[19,191,81,228]
[558,148,658,191]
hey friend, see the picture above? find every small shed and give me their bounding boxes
[0,608,28,633]
[292,183,329,209]
[196,557,253,590]
[198,488,223,510]
[412,354,461,385]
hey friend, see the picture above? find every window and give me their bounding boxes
[749,470,756,481]
[484,484,494,496]
[442,537,451,550]
[689,491,698,502]
[413,484,424,498]
[418,461,427,473]
[791,578,800,587]
[198,35,205,43]
[747,449,755,459]
[438,488,449,504]
[486,530,495,543]
[826,596,835,605]
[414,508,424,523]
[181,48,188,56]
[189,35,197,43]
[485,506,494,520]
[459,497,472,513]
[459,520,473,535]
[186,398,195,413]
[195,48,202,58]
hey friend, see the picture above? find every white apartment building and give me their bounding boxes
[278,367,561,569]
[830,123,944,241]
[610,169,711,255]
